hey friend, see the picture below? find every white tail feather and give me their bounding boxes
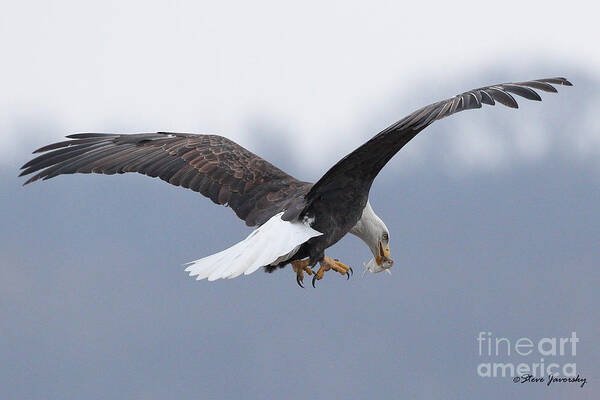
[184,212,322,281]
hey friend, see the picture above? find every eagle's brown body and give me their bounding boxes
[20,77,572,283]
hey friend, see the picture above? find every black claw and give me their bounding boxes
[346,271,351,280]
[349,267,353,276]
[312,274,318,288]
[296,275,304,288]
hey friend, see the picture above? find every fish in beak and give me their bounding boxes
[376,239,392,266]
[364,240,394,274]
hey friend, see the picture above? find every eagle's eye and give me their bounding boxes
[382,233,389,242]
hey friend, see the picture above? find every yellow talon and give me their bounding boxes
[291,259,313,287]
[311,256,353,287]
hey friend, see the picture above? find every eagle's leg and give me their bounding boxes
[311,255,353,287]
[291,259,313,288]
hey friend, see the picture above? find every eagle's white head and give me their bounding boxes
[349,201,394,274]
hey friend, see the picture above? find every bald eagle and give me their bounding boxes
[20,77,571,287]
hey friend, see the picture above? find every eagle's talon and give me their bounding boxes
[309,256,352,286]
[291,259,312,288]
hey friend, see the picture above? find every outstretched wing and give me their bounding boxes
[304,77,572,205]
[20,132,311,226]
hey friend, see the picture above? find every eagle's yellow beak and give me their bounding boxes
[375,240,392,266]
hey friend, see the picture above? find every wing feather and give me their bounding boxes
[20,132,311,226]
[303,77,572,209]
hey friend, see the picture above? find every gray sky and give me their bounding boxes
[2,2,599,399]
[2,0,600,171]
